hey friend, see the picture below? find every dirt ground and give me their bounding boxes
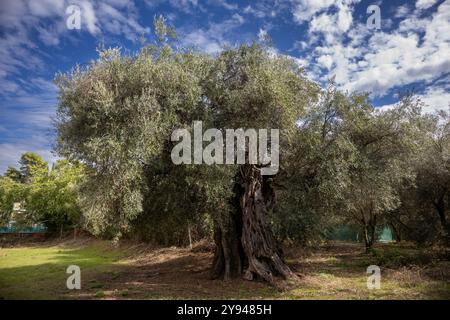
[67,241,277,300]
[1,238,449,299]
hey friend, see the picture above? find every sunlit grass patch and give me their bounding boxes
[0,241,123,299]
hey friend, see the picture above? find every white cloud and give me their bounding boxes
[419,86,450,114]
[144,0,204,13]
[291,0,450,114]
[395,4,411,18]
[416,0,438,10]
[0,77,60,173]
[292,0,336,23]
[211,0,238,11]
[96,1,149,41]
[317,54,333,69]
[0,0,151,98]
[344,1,450,96]
[378,86,450,115]
[243,3,277,18]
[28,0,65,17]
[258,28,269,42]
[181,13,245,54]
[79,0,101,35]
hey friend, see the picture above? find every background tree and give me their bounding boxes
[417,110,450,240]
[0,153,49,228]
[0,176,26,225]
[339,96,420,251]
[25,159,85,236]
[4,167,23,183]
[273,83,356,244]
[1,153,83,234]
[392,108,450,243]
[18,152,48,182]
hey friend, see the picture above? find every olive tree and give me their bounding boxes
[340,96,421,251]
[55,18,319,285]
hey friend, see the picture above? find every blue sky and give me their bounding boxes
[0,0,449,172]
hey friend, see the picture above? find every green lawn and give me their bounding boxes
[0,240,124,299]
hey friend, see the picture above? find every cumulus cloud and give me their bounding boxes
[291,0,450,113]
[416,0,439,10]
[292,0,337,23]
[317,54,334,70]
[0,0,150,95]
[418,86,450,114]
[181,13,245,54]
[243,3,277,19]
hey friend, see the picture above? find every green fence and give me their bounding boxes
[329,225,393,242]
[0,225,47,234]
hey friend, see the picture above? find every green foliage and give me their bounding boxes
[4,167,22,182]
[153,14,176,43]
[19,152,49,182]
[0,177,26,225]
[25,160,85,232]
[393,107,450,243]
[55,17,318,242]
[1,154,84,232]
[3,152,48,185]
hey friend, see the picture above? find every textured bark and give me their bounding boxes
[363,224,375,253]
[434,195,450,243]
[390,223,401,242]
[240,164,294,284]
[210,220,245,280]
[211,164,294,286]
[211,176,246,280]
[434,196,448,233]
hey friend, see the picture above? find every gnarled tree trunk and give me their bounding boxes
[363,224,376,253]
[211,164,295,286]
[434,195,449,238]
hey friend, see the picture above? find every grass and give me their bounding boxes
[0,240,124,299]
[0,239,449,300]
[281,242,450,299]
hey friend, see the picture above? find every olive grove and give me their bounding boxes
[50,18,449,286]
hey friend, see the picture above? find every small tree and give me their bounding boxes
[340,97,420,251]
[19,152,48,183]
[0,177,26,225]
[26,160,85,235]
[411,109,450,242]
